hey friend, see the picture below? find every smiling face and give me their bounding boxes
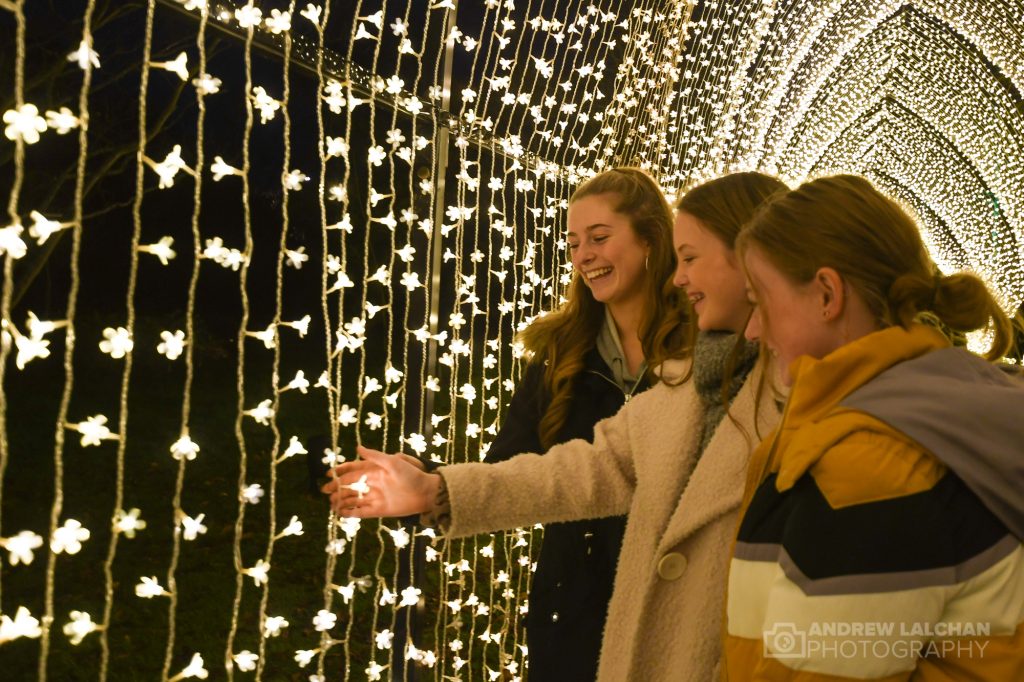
[566,193,649,311]
[672,211,750,333]
[743,246,843,386]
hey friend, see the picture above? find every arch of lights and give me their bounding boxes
[0,0,1020,679]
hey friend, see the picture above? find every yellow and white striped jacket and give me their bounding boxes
[723,324,1024,681]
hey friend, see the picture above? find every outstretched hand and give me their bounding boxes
[320,445,440,518]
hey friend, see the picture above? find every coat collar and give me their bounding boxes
[656,358,779,552]
[770,324,949,492]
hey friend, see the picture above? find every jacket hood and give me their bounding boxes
[841,347,1024,541]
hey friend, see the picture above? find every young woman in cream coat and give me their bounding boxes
[324,173,787,681]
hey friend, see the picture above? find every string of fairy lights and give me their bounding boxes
[1,0,1022,679]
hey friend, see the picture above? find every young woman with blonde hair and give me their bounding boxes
[325,172,789,680]
[479,166,688,680]
[726,174,1024,680]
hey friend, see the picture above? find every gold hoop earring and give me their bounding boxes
[644,255,649,271]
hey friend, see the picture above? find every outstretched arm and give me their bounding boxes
[322,446,442,518]
[323,390,640,536]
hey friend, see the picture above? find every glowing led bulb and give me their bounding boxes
[0,531,43,566]
[135,576,169,598]
[243,560,270,586]
[138,236,176,265]
[265,8,291,34]
[0,607,42,643]
[232,651,258,672]
[63,611,99,645]
[113,508,146,538]
[50,519,90,554]
[168,653,207,681]
[152,51,189,81]
[0,222,27,258]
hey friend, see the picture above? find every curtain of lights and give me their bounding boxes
[0,0,1020,680]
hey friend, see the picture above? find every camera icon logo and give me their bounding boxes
[763,622,807,659]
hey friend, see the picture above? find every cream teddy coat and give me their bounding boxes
[440,358,780,681]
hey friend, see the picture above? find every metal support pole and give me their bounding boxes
[422,0,459,443]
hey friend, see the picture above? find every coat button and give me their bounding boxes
[551,612,559,623]
[657,552,687,581]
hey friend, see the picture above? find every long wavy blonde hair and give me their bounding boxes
[518,167,689,448]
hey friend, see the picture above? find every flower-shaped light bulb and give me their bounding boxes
[0,607,42,643]
[332,581,355,602]
[0,222,27,259]
[284,246,308,269]
[245,325,276,349]
[251,86,281,124]
[3,104,46,144]
[113,508,146,538]
[277,515,303,539]
[300,4,322,26]
[403,434,426,454]
[28,211,73,245]
[63,611,99,645]
[192,73,221,94]
[312,609,336,632]
[179,513,207,541]
[66,39,100,70]
[326,272,355,293]
[152,51,189,81]
[280,314,311,336]
[68,415,119,447]
[11,327,50,369]
[283,169,308,191]
[168,652,208,681]
[51,519,90,554]
[265,9,292,34]
[232,651,258,672]
[135,576,170,598]
[278,436,306,461]
[243,399,274,425]
[44,107,80,135]
[158,330,186,360]
[170,434,200,461]
[399,586,421,607]
[234,3,262,29]
[210,156,242,181]
[0,530,44,566]
[99,327,133,358]
[138,236,176,265]
[386,527,410,550]
[145,145,194,189]
[243,559,270,586]
[337,405,357,426]
[241,483,264,504]
[262,615,288,638]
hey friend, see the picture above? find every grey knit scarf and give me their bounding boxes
[692,331,760,457]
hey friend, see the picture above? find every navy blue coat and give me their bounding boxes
[487,347,649,681]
